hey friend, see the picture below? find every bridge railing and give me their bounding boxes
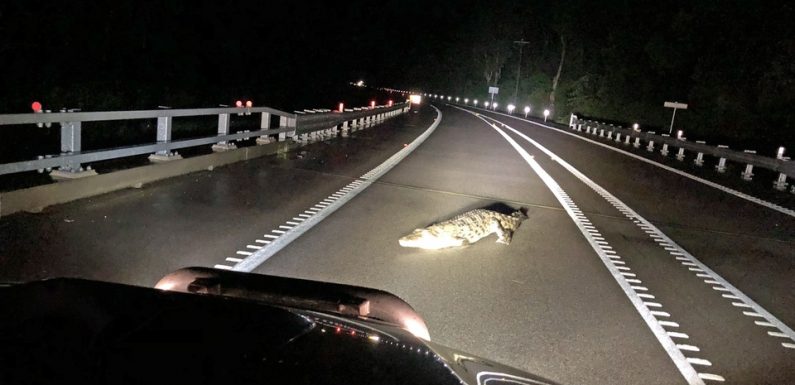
[0,102,409,180]
[569,115,794,192]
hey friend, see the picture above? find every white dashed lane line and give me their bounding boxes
[212,106,443,273]
[478,107,795,218]
[460,109,715,385]
[475,110,795,353]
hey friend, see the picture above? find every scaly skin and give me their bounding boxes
[399,209,528,249]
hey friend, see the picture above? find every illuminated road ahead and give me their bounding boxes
[1,104,793,384]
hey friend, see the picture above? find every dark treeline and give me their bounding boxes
[0,1,792,152]
[402,1,794,152]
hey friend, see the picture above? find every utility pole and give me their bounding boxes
[513,39,529,103]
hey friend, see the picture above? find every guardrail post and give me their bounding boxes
[633,137,641,148]
[660,135,669,156]
[614,132,621,142]
[148,116,183,162]
[50,118,98,180]
[606,130,613,139]
[741,150,756,180]
[624,135,631,145]
[773,173,789,191]
[715,145,729,172]
[599,129,605,137]
[212,113,237,152]
[256,112,272,145]
[675,147,685,161]
[741,164,754,180]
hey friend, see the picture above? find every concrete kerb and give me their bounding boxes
[0,141,302,217]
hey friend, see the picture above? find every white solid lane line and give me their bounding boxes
[475,110,795,352]
[477,107,795,218]
[462,110,709,385]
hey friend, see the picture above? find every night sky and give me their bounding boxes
[0,1,793,148]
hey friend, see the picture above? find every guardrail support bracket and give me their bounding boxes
[715,157,727,173]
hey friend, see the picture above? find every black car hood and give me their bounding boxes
[0,278,558,385]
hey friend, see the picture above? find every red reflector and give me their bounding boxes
[335,327,341,333]
[245,100,253,108]
[31,101,42,112]
[235,100,243,108]
[350,330,356,336]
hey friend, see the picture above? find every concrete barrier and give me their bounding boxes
[0,141,302,217]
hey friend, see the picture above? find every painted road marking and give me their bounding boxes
[463,110,708,385]
[477,112,795,352]
[478,107,795,218]
[227,106,443,272]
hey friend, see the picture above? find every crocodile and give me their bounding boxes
[398,208,528,249]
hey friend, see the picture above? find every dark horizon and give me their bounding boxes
[1,0,793,148]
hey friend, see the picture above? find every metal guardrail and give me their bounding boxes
[569,115,794,192]
[0,102,409,180]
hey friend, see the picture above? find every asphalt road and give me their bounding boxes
[1,103,793,384]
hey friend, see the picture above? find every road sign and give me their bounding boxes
[488,87,499,95]
[663,101,688,134]
[664,101,688,109]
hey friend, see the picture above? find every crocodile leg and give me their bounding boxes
[490,219,512,245]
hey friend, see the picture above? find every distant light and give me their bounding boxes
[493,102,498,109]
[31,101,42,112]
[473,99,478,105]
[245,100,253,108]
[464,98,469,104]
[350,330,356,336]
[778,146,786,159]
[409,94,422,104]
[455,97,459,102]
[543,109,550,117]
[356,80,365,87]
[335,326,342,333]
[338,102,344,112]
[524,106,530,113]
[484,102,490,107]
[677,130,683,139]
[507,104,515,113]
[368,334,381,343]
[235,100,243,108]
[370,101,376,108]
[388,100,393,107]
[447,96,451,100]
[633,123,640,131]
